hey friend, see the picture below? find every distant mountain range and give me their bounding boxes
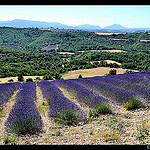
[103,24,126,30]
[0,19,102,30]
[0,19,74,29]
[74,24,101,30]
[0,19,150,32]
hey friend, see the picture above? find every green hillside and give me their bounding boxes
[0,27,150,52]
[1,27,150,79]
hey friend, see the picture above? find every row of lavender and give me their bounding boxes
[53,79,137,107]
[53,71,150,110]
[37,81,87,125]
[5,82,43,135]
[0,83,21,108]
[53,80,114,110]
[90,75,150,105]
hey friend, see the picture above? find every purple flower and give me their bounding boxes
[5,82,43,135]
[53,79,112,109]
[0,82,21,107]
[37,81,87,122]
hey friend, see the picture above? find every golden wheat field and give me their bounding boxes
[62,67,128,79]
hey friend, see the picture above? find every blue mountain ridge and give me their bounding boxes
[0,19,150,31]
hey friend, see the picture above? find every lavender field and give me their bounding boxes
[3,45,21,50]
[0,71,150,145]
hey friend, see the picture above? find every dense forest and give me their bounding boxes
[0,27,150,79]
[0,27,150,52]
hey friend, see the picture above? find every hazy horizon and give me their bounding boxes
[0,5,149,28]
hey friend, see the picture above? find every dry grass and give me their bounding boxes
[58,52,74,55]
[95,32,123,35]
[140,39,150,42]
[0,76,43,84]
[105,60,122,65]
[62,67,128,79]
[90,60,122,65]
[90,49,125,53]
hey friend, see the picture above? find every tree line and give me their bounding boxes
[1,46,150,79]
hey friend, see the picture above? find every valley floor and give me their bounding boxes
[0,85,149,145]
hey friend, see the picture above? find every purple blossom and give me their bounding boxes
[0,83,21,107]
[105,73,150,87]
[5,82,43,135]
[37,81,87,122]
[66,78,136,105]
[53,79,113,109]
[90,76,149,105]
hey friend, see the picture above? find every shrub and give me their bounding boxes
[5,99,43,135]
[8,79,14,83]
[54,109,80,126]
[3,132,18,145]
[108,69,117,75]
[5,82,43,135]
[102,128,121,142]
[35,77,41,81]
[17,74,24,82]
[38,101,49,116]
[78,74,82,78]
[0,83,21,108]
[7,113,41,135]
[123,97,144,110]
[56,131,62,136]
[54,73,62,80]
[125,70,134,74]
[26,78,33,82]
[89,102,112,118]
[136,121,149,144]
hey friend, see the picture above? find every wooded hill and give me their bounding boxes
[1,27,150,79]
[0,27,150,53]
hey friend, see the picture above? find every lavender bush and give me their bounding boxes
[0,83,21,108]
[5,82,43,135]
[37,81,87,125]
[72,78,143,109]
[105,73,150,87]
[55,80,108,106]
[53,79,113,115]
[90,76,149,105]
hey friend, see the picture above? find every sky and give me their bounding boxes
[0,5,150,28]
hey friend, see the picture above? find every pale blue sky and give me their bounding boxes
[0,5,150,28]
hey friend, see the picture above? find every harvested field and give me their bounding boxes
[58,52,74,55]
[62,67,129,79]
[140,39,150,42]
[90,49,125,53]
[0,76,43,83]
[95,32,123,35]
[109,38,128,41]
[89,60,121,65]
[104,60,122,65]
